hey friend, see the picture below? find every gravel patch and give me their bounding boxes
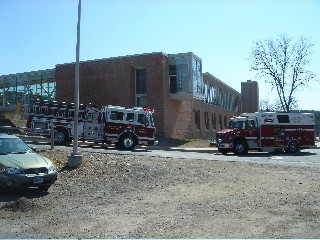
[0,148,320,238]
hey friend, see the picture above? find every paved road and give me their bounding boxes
[148,145,320,169]
[28,141,320,169]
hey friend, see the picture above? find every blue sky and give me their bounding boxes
[1,0,319,110]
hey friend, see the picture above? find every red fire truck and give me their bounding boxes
[24,99,157,150]
[215,112,315,155]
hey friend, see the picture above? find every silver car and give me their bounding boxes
[0,133,57,191]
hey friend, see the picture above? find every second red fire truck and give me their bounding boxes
[24,99,157,150]
[215,112,315,155]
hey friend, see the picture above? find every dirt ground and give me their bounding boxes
[1,145,320,238]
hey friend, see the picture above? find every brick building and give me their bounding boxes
[0,52,242,139]
[55,52,241,139]
[241,80,259,113]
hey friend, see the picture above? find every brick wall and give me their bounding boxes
[163,98,237,139]
[56,53,167,136]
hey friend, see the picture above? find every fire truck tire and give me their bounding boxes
[218,148,230,155]
[119,135,136,150]
[54,129,68,145]
[286,140,300,154]
[233,140,248,155]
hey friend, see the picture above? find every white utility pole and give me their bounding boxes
[68,0,83,168]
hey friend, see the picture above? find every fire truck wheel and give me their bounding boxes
[286,140,300,154]
[119,135,136,150]
[233,140,248,155]
[54,129,67,145]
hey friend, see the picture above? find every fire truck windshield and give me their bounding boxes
[228,120,244,130]
[149,113,155,127]
[137,113,155,127]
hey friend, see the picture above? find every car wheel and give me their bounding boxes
[286,140,300,154]
[233,141,248,155]
[119,135,136,150]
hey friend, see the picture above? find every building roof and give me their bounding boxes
[56,52,168,67]
[203,72,240,95]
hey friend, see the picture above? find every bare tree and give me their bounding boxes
[250,33,317,112]
[259,99,276,112]
[259,98,287,112]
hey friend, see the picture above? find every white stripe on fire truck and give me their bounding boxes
[245,137,258,140]
[284,129,314,131]
[105,133,118,137]
[139,137,154,141]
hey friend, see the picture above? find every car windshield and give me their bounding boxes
[0,138,33,154]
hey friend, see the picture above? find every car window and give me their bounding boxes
[0,138,32,154]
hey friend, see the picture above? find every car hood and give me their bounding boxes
[0,153,53,169]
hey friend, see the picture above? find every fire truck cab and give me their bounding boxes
[215,112,315,155]
[103,105,156,150]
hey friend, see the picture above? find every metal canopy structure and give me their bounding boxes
[0,69,55,109]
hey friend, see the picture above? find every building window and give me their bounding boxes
[169,57,189,93]
[195,110,200,131]
[135,68,147,107]
[192,56,202,95]
[277,115,290,123]
[0,71,56,106]
[219,114,222,130]
[224,115,228,129]
[204,111,209,130]
[212,113,216,130]
[136,96,147,107]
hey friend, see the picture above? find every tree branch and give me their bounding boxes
[250,33,317,112]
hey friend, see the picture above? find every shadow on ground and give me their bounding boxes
[155,136,211,148]
[0,188,49,203]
